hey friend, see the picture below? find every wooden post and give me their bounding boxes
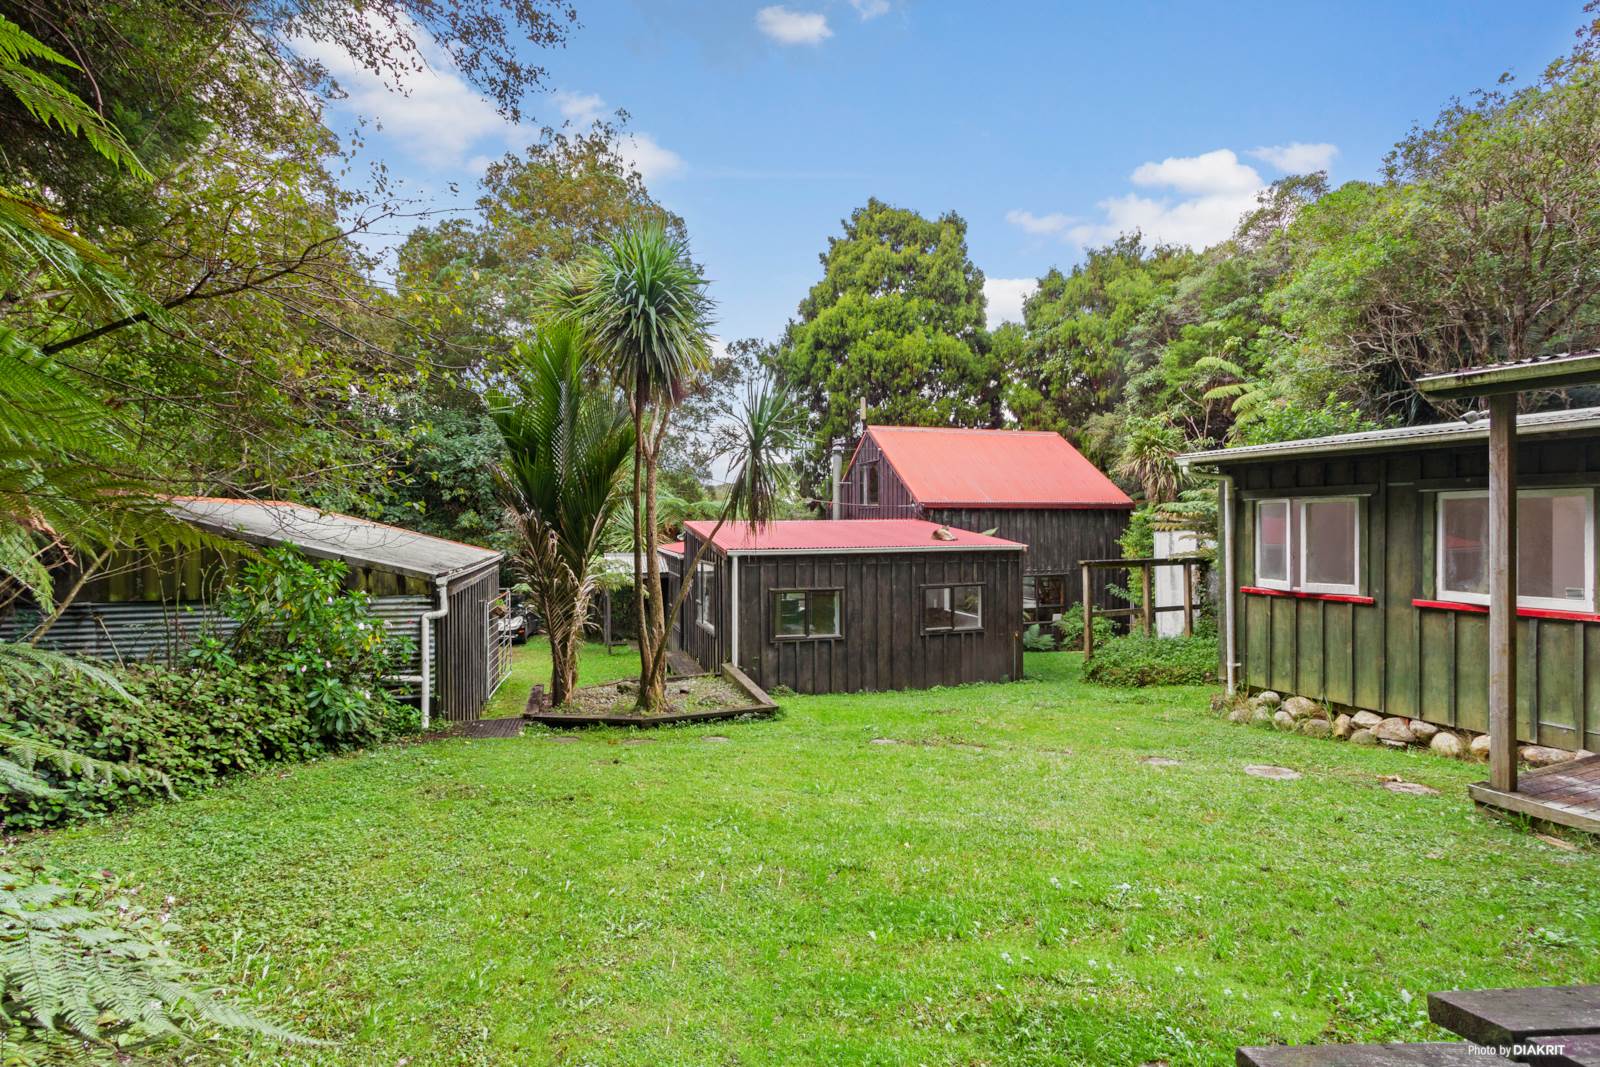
[1081,565,1094,659]
[1182,560,1194,637]
[603,589,613,653]
[1488,393,1518,794]
[1141,562,1154,637]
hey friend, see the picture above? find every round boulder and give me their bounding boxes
[1351,710,1384,730]
[1227,706,1253,725]
[1332,713,1354,740]
[1409,720,1440,744]
[1282,696,1321,721]
[1349,728,1378,746]
[1257,690,1282,707]
[1520,744,1577,768]
[1372,717,1416,744]
[1299,718,1333,740]
[1273,709,1296,732]
[1429,730,1465,759]
[1250,706,1274,727]
[1469,733,1492,761]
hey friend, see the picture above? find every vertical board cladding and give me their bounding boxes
[728,547,1023,695]
[837,434,921,518]
[1229,437,1600,752]
[923,506,1129,609]
[438,564,499,722]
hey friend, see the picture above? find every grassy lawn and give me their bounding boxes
[15,643,1600,1065]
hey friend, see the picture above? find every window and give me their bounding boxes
[1256,500,1290,588]
[1023,575,1068,623]
[1436,489,1594,611]
[695,561,716,632]
[772,589,842,640]
[1253,496,1361,596]
[924,584,982,632]
[865,463,880,507]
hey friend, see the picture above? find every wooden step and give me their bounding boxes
[1428,985,1600,1047]
[1524,1033,1600,1067]
[1238,1042,1516,1066]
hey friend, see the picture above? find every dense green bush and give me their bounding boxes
[1053,612,1115,650]
[1082,633,1219,688]
[0,663,325,830]
[190,547,416,743]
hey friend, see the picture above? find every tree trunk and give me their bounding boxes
[547,613,578,706]
[637,437,668,711]
[630,398,652,689]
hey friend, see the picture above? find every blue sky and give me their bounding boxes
[310,1,1580,348]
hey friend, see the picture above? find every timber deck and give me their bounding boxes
[1468,755,1600,834]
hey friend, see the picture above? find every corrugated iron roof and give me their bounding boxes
[1177,406,1600,468]
[658,540,685,556]
[1417,351,1600,399]
[166,497,502,582]
[684,519,1024,554]
[860,426,1133,508]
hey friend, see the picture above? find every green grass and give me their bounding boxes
[483,636,640,717]
[16,644,1600,1065]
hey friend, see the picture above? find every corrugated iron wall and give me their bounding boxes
[1,596,431,679]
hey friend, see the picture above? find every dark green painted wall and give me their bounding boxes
[1228,436,1600,753]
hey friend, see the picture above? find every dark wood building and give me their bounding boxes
[1180,408,1600,757]
[836,426,1134,624]
[1,497,508,724]
[661,519,1025,694]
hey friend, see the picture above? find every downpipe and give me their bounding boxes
[419,576,450,730]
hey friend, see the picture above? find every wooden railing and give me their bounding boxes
[1078,557,1205,660]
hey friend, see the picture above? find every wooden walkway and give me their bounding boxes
[457,716,525,739]
[1468,754,1600,834]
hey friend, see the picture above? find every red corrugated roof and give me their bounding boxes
[861,426,1134,509]
[683,519,1024,554]
[658,540,685,556]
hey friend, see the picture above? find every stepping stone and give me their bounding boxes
[701,735,729,743]
[1141,756,1181,767]
[869,738,899,745]
[1383,780,1440,796]
[546,735,580,744]
[1238,1042,1516,1066]
[622,737,653,746]
[1244,764,1302,781]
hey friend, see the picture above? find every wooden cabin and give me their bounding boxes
[835,426,1134,625]
[1,497,508,723]
[661,519,1025,694]
[1179,408,1600,757]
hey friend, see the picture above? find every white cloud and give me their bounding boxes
[983,277,1037,329]
[1131,148,1261,196]
[552,89,607,126]
[1005,209,1075,237]
[1009,146,1337,251]
[618,132,687,182]
[1247,141,1339,173]
[850,0,891,18]
[756,6,833,44]
[293,20,505,165]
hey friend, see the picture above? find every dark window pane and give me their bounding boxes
[1022,576,1038,622]
[1302,499,1357,587]
[1037,576,1066,609]
[924,586,951,629]
[1258,500,1288,582]
[1441,495,1488,596]
[1519,493,1588,601]
[866,464,880,505]
[776,592,806,637]
[810,590,841,636]
[953,585,982,630]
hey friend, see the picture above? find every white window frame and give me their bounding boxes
[1296,496,1362,596]
[695,560,716,633]
[1254,498,1293,590]
[1435,488,1595,613]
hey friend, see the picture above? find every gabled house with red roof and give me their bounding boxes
[660,519,1025,694]
[837,426,1134,625]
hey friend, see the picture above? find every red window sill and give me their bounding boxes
[1241,586,1374,606]
[1412,598,1600,623]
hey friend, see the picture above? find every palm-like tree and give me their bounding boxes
[644,372,805,696]
[1115,414,1186,504]
[489,323,634,705]
[542,221,712,711]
